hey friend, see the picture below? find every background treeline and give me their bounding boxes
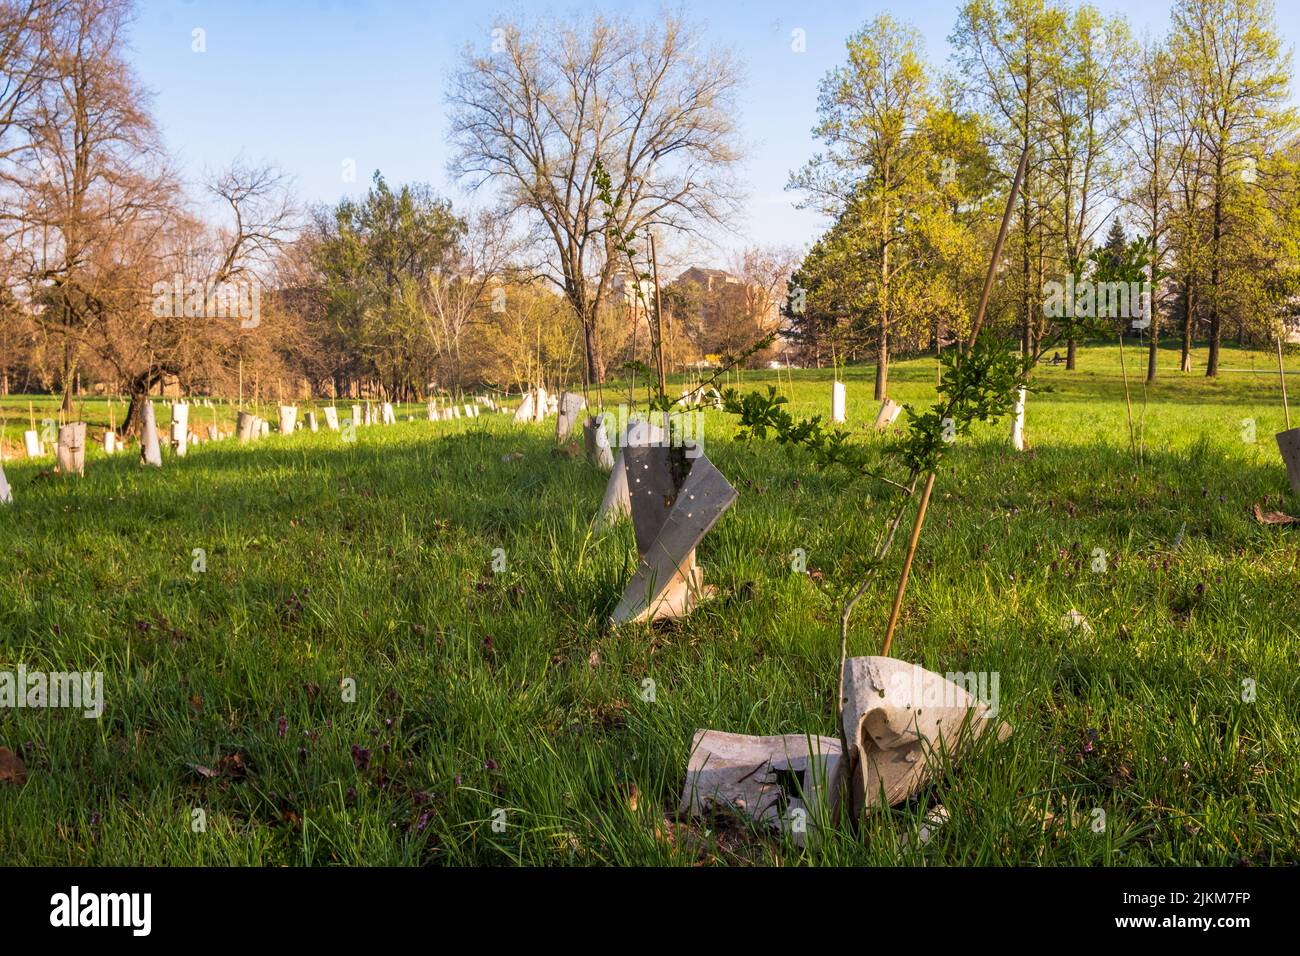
[788,0,1300,399]
[2,0,1299,431]
[0,0,793,433]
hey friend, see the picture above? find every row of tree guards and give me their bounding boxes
[0,393,506,505]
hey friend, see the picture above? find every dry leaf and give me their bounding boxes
[1254,503,1298,526]
[588,650,600,668]
[0,747,28,785]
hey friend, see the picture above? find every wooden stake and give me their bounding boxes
[878,142,1030,659]
[650,231,666,398]
[881,472,936,657]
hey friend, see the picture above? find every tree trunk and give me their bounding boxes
[582,318,605,387]
[874,324,888,401]
[1181,276,1195,372]
[1066,338,1077,370]
[1146,318,1159,384]
[1207,172,1223,378]
[123,389,149,439]
[1146,261,1159,384]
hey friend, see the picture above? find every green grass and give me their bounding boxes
[0,342,1297,865]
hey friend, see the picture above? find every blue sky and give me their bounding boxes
[129,0,1292,262]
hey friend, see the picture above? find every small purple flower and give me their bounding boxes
[351,744,372,771]
[277,716,288,739]
[484,758,498,771]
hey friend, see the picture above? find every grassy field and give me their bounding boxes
[0,342,1297,865]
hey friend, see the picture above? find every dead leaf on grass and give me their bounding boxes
[0,747,27,785]
[1253,502,1298,526]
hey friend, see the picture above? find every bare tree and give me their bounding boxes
[423,208,515,390]
[11,0,171,412]
[0,0,49,186]
[447,11,744,385]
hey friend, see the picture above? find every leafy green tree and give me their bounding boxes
[790,14,941,400]
[1169,0,1296,376]
[311,173,460,400]
[953,0,1067,356]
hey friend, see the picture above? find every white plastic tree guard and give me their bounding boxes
[874,398,902,431]
[832,380,846,423]
[0,459,10,504]
[381,402,396,425]
[513,392,536,423]
[609,445,738,625]
[103,430,116,454]
[1010,387,1027,451]
[279,405,297,434]
[141,403,163,467]
[840,656,1009,814]
[556,391,586,441]
[544,390,558,419]
[1277,427,1300,495]
[351,404,362,428]
[305,411,318,433]
[597,419,665,525]
[427,401,437,422]
[324,406,340,431]
[206,424,219,442]
[583,412,615,471]
[677,656,1009,839]
[23,429,41,458]
[259,418,271,438]
[56,422,86,475]
[679,730,843,846]
[236,411,257,443]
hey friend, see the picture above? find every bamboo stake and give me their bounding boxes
[877,142,1030,658]
[650,231,666,400]
[881,472,936,657]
